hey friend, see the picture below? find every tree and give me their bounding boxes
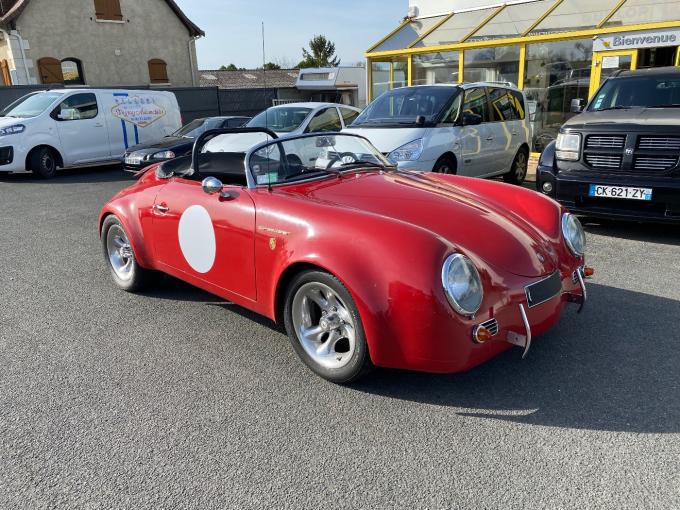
[220,64,239,71]
[298,35,340,68]
[262,62,281,70]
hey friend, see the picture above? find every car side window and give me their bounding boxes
[462,88,490,123]
[442,93,463,124]
[488,87,518,122]
[340,108,360,127]
[307,108,342,132]
[510,90,526,120]
[55,93,98,121]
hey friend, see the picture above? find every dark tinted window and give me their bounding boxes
[225,117,248,127]
[56,93,98,120]
[462,87,490,122]
[307,108,342,132]
[589,73,680,111]
[488,87,525,121]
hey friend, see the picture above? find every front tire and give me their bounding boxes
[101,215,154,292]
[504,148,529,185]
[283,270,371,383]
[432,155,457,174]
[30,147,58,179]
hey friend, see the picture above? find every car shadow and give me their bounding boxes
[0,165,132,185]
[349,283,680,434]
[582,217,680,247]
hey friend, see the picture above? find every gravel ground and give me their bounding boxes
[1,167,678,510]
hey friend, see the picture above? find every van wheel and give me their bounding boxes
[30,147,58,179]
[504,148,529,185]
[433,155,456,174]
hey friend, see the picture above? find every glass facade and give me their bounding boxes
[528,0,622,35]
[468,1,554,40]
[370,16,447,53]
[412,52,460,85]
[463,46,520,85]
[371,60,408,100]
[523,39,594,152]
[415,8,500,46]
[603,0,680,27]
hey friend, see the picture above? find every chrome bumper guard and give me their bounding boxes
[507,303,533,359]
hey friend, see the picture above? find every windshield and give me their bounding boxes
[247,107,312,133]
[352,86,461,127]
[172,118,222,138]
[248,134,391,186]
[589,74,680,111]
[3,92,63,118]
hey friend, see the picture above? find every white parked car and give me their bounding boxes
[203,102,362,154]
[343,83,532,184]
[0,89,181,178]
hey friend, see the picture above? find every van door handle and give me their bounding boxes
[94,123,104,128]
[153,204,169,213]
[486,136,494,141]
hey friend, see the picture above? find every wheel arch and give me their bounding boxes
[25,144,64,171]
[433,152,457,172]
[99,207,154,269]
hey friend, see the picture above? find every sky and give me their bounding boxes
[174,0,406,70]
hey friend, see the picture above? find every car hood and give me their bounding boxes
[127,136,193,154]
[564,107,680,131]
[292,172,558,278]
[342,127,426,154]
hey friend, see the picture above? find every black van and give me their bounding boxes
[536,67,680,222]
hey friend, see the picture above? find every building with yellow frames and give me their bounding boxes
[366,0,680,152]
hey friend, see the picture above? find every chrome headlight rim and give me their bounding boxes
[561,212,586,257]
[441,253,484,317]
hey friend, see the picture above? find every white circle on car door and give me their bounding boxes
[178,205,216,273]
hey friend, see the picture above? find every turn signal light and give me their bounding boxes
[472,325,493,344]
[584,267,595,278]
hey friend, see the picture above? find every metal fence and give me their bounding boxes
[0,85,284,121]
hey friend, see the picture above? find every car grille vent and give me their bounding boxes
[585,135,626,149]
[634,156,678,171]
[584,154,622,169]
[638,136,680,151]
[479,318,499,336]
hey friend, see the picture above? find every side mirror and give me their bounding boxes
[415,115,426,126]
[570,98,586,113]
[462,112,483,126]
[58,108,79,121]
[202,176,224,195]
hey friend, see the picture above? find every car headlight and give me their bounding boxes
[555,133,581,161]
[151,150,176,160]
[441,254,484,316]
[0,124,26,136]
[562,213,586,256]
[388,139,423,163]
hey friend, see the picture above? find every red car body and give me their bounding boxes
[100,163,585,374]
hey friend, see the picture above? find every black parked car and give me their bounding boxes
[123,116,250,172]
[537,67,680,223]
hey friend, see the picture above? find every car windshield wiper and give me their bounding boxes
[593,106,630,111]
[647,104,680,108]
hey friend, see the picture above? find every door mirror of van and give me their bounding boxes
[570,98,586,113]
[415,115,426,126]
[462,112,483,126]
[57,108,80,121]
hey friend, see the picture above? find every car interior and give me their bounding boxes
[157,152,249,186]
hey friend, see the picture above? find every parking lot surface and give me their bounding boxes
[1,167,679,509]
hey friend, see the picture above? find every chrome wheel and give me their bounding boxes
[291,282,356,370]
[514,151,528,180]
[106,225,134,281]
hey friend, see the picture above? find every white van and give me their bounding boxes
[344,83,532,184]
[0,89,181,178]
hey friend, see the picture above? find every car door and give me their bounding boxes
[487,87,521,175]
[53,92,111,165]
[150,177,257,301]
[458,87,495,177]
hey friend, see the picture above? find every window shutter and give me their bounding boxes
[0,60,12,86]
[94,0,123,21]
[94,0,106,19]
[148,59,168,84]
[38,57,64,84]
[109,0,123,21]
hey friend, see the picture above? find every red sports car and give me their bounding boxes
[100,129,590,383]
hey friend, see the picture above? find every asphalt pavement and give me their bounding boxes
[1,166,678,509]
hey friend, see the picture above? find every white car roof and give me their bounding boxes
[270,102,360,111]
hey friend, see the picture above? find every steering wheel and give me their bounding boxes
[326,152,359,169]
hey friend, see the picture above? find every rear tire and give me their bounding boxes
[283,270,372,383]
[101,215,154,292]
[432,155,457,174]
[30,147,58,179]
[504,148,529,185]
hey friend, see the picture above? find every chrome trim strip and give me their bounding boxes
[576,267,587,314]
[518,303,532,359]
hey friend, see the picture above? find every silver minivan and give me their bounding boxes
[344,83,532,184]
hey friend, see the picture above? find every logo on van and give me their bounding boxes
[111,96,166,128]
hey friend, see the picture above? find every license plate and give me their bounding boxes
[125,156,142,165]
[588,184,652,201]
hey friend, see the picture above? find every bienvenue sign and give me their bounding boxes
[594,29,680,52]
